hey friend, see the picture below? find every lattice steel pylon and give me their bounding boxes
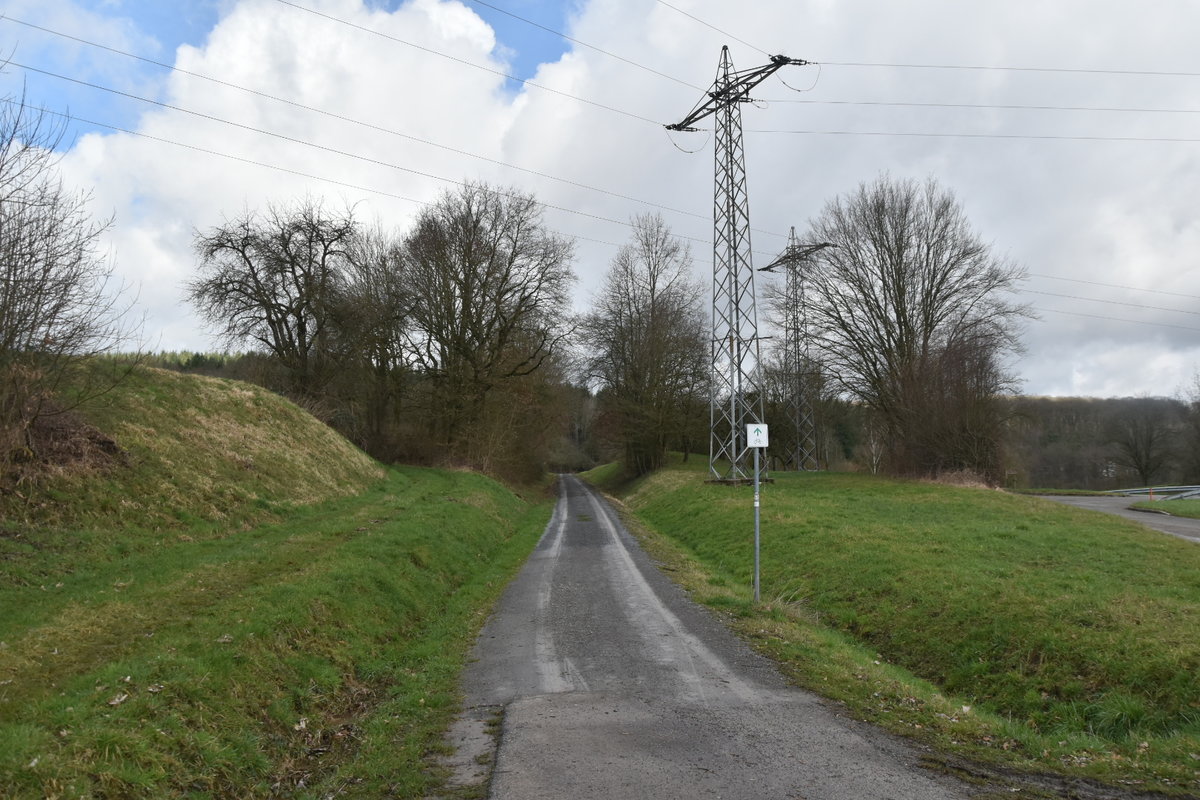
[760,229,834,471]
[667,46,811,482]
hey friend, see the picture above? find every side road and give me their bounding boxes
[450,474,976,799]
[1041,495,1200,544]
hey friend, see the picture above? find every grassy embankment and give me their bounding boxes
[586,457,1200,796]
[1131,499,1200,520]
[1,367,551,798]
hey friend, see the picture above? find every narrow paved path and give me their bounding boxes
[457,475,972,799]
[1040,495,1200,544]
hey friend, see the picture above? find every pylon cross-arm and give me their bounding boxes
[666,54,810,131]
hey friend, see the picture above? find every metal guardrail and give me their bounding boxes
[1104,485,1200,501]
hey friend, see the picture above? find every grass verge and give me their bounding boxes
[584,457,1200,796]
[3,367,551,797]
[1131,499,1200,520]
[1,465,551,798]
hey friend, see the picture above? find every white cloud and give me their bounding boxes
[52,0,521,348]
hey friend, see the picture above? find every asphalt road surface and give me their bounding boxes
[1040,495,1200,544]
[454,475,973,800]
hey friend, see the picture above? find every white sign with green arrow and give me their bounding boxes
[746,424,769,448]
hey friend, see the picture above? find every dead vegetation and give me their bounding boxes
[925,468,994,489]
[1,395,126,498]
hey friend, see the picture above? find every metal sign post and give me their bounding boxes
[747,424,768,602]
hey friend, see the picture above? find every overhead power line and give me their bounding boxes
[1022,289,1200,317]
[3,81,792,257]
[8,117,1190,344]
[9,61,680,236]
[264,4,1200,122]
[652,0,770,57]
[745,128,1200,144]
[824,61,1200,79]
[23,95,1196,340]
[464,0,703,90]
[1037,307,1200,334]
[1028,272,1200,302]
[764,98,1200,115]
[648,5,1200,82]
[0,97,630,250]
[268,0,661,125]
[0,19,733,230]
[4,98,427,204]
[644,3,1200,82]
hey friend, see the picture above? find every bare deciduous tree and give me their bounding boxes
[401,182,575,453]
[188,198,357,397]
[332,222,411,449]
[581,213,707,476]
[801,174,1029,480]
[1108,397,1179,486]
[0,93,138,469]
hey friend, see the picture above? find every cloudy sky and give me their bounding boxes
[2,0,1198,397]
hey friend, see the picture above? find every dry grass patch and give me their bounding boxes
[1,366,383,530]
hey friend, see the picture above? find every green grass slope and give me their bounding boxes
[3,366,384,531]
[592,458,1200,795]
[0,368,553,797]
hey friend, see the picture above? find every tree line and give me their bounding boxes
[5,90,1196,490]
[187,185,576,482]
[186,199,712,482]
[1007,393,1200,489]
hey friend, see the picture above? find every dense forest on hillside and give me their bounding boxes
[1007,395,1200,489]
